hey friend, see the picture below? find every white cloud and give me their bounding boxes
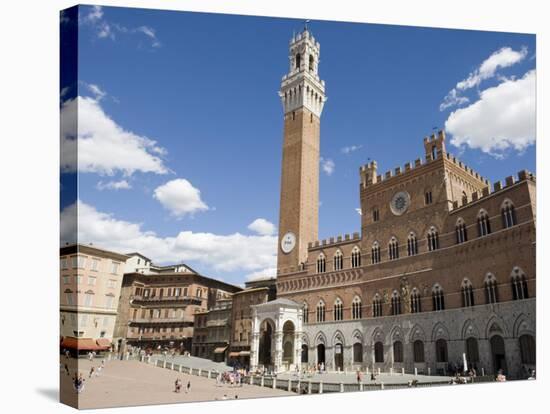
[439,89,470,111]
[83,5,103,24]
[153,179,209,218]
[248,218,276,236]
[60,201,277,273]
[355,208,362,216]
[96,180,132,191]
[81,82,106,100]
[320,157,335,176]
[80,6,160,47]
[445,69,535,157]
[441,46,528,111]
[245,267,277,281]
[341,145,362,154]
[60,95,168,176]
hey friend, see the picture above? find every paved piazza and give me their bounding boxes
[60,358,292,409]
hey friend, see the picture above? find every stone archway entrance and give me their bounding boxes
[317,344,326,365]
[334,343,344,371]
[282,320,295,368]
[258,319,274,368]
[490,335,507,374]
[301,344,309,363]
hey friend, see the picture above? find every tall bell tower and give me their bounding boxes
[277,28,326,273]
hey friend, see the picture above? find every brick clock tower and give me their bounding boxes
[277,28,326,273]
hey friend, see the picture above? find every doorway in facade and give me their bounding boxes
[301,344,309,363]
[258,319,274,367]
[490,335,507,374]
[334,343,344,371]
[317,344,326,366]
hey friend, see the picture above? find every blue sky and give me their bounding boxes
[60,5,536,286]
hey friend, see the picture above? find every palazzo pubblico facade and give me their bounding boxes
[249,28,536,379]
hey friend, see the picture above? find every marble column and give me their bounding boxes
[294,332,302,372]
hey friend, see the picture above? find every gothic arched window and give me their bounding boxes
[511,267,529,300]
[410,288,422,313]
[477,210,492,237]
[372,294,382,317]
[351,246,361,268]
[432,284,445,311]
[407,232,418,256]
[316,253,326,274]
[303,302,309,324]
[309,54,314,72]
[427,226,440,251]
[501,200,517,228]
[333,250,343,271]
[391,291,402,315]
[371,242,381,264]
[333,298,343,321]
[456,218,468,244]
[388,237,399,260]
[484,273,499,304]
[352,296,362,319]
[295,53,301,70]
[461,279,475,307]
[316,300,325,322]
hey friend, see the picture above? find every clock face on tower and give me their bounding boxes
[281,232,297,254]
[390,191,411,216]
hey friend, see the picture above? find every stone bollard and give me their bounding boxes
[360,382,364,391]
[482,368,485,376]
[308,381,312,394]
[319,381,323,394]
[261,376,264,387]
[340,382,344,393]
[273,378,277,389]
[428,367,431,376]
[171,362,174,370]
[378,368,381,375]
[401,368,405,376]
[198,369,201,376]
[288,379,292,392]
[366,366,369,375]
[140,355,144,363]
[207,370,211,379]
[163,360,166,368]
[179,365,182,373]
[125,352,129,361]
[297,380,301,394]
[380,382,385,390]
[108,353,112,361]
[390,367,393,376]
[414,367,418,377]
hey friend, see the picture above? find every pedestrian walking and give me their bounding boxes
[186,380,191,393]
[174,378,182,393]
[89,367,95,378]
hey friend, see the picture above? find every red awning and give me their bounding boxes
[60,337,104,351]
[96,338,112,350]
